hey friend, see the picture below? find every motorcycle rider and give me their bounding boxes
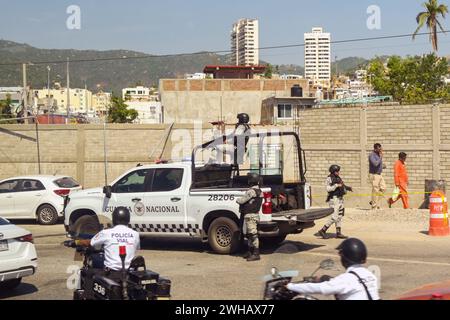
[90,206,140,274]
[285,238,380,300]
[316,165,353,239]
[236,172,263,262]
[210,113,251,164]
[77,207,141,280]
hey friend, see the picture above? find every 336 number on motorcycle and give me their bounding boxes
[93,282,106,296]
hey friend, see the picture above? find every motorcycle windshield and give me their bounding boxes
[262,270,299,281]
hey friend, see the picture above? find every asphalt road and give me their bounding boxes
[2,209,450,300]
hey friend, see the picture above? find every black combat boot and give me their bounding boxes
[243,246,253,259]
[247,248,261,262]
[315,226,330,239]
[336,228,348,239]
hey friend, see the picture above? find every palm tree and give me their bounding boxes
[413,0,448,51]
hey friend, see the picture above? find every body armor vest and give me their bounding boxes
[240,188,263,215]
[326,174,346,202]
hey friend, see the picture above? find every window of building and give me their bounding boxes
[278,104,293,119]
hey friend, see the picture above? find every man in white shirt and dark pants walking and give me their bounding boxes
[369,143,387,210]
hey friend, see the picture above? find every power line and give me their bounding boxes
[333,40,450,54]
[260,39,449,58]
[0,30,447,67]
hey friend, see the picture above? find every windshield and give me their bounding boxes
[262,270,299,282]
[0,217,11,225]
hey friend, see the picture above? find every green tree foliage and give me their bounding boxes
[413,0,448,51]
[107,96,138,123]
[367,54,449,104]
[0,94,15,123]
[264,64,273,79]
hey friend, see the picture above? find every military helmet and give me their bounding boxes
[336,238,367,266]
[247,172,261,186]
[329,164,341,174]
[112,206,131,226]
[237,113,250,124]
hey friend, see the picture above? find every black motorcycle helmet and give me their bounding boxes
[247,172,261,187]
[336,238,367,268]
[112,206,131,226]
[237,113,250,124]
[329,164,341,174]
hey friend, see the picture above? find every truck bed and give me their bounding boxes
[272,208,334,222]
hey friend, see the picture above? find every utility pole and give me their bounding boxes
[47,66,51,122]
[335,55,338,77]
[66,58,70,123]
[22,63,29,124]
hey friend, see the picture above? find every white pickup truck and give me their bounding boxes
[63,131,333,254]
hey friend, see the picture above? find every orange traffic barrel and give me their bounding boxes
[429,191,450,236]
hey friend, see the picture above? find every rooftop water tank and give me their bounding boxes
[291,85,303,97]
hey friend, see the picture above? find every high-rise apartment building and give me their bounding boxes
[231,18,259,66]
[304,27,331,87]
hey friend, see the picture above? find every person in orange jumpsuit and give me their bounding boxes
[388,152,409,209]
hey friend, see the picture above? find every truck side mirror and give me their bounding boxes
[103,185,112,198]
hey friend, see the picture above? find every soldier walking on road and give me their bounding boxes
[316,165,353,239]
[369,143,387,210]
[236,173,263,262]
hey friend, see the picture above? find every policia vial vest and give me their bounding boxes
[326,174,347,202]
[240,188,263,215]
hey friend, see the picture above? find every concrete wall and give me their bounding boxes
[297,104,445,208]
[0,103,448,209]
[159,79,311,124]
[0,124,171,190]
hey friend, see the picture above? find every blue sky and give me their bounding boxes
[0,0,449,65]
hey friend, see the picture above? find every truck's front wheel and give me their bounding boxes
[208,217,240,254]
[72,215,101,238]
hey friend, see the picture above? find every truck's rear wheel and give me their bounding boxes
[207,217,240,254]
[72,215,101,238]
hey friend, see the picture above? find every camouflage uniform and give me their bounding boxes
[316,172,351,239]
[325,196,345,229]
[211,124,250,164]
[236,186,262,251]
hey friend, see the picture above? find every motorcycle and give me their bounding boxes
[262,259,335,300]
[64,232,171,300]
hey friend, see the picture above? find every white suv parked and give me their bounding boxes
[0,176,82,225]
